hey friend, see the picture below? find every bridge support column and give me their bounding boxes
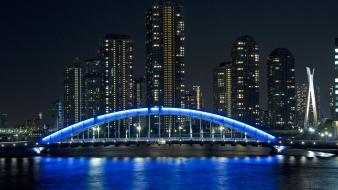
[148,115,150,139]
[210,121,212,139]
[158,115,161,139]
[220,126,224,139]
[189,117,192,140]
[128,119,131,139]
[179,125,182,140]
[200,119,203,139]
[107,122,110,139]
[118,120,120,139]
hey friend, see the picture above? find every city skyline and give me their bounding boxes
[1,0,337,125]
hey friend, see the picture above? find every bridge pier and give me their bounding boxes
[158,115,161,139]
[189,117,192,140]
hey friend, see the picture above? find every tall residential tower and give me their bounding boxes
[231,36,260,126]
[101,34,134,113]
[63,58,85,126]
[145,1,185,132]
[267,48,296,129]
[213,62,232,117]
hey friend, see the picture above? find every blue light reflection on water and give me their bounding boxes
[1,156,338,190]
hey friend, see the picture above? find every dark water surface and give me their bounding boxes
[0,155,338,190]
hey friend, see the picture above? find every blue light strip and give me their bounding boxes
[40,107,277,144]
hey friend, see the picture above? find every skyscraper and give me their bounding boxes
[333,38,338,122]
[101,34,134,113]
[185,85,203,110]
[51,100,64,130]
[332,38,338,137]
[0,113,8,128]
[231,36,260,126]
[83,59,102,118]
[134,77,146,108]
[213,62,232,117]
[145,1,185,132]
[63,58,85,126]
[267,48,296,129]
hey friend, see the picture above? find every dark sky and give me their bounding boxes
[0,0,337,125]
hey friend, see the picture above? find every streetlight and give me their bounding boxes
[137,126,141,138]
[308,127,315,140]
[220,126,224,139]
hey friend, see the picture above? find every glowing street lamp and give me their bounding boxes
[137,126,141,138]
[220,126,225,139]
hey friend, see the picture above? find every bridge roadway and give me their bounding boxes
[2,138,338,152]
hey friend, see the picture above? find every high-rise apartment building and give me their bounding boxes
[63,58,85,126]
[267,48,296,128]
[145,1,185,132]
[0,113,8,128]
[185,85,203,110]
[134,77,146,108]
[231,36,260,126]
[51,100,64,130]
[332,38,338,136]
[333,38,338,121]
[213,62,232,117]
[83,59,102,118]
[101,34,134,113]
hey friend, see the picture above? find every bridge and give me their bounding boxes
[1,107,338,156]
[40,107,277,145]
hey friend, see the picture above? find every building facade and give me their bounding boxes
[101,34,134,113]
[145,1,185,132]
[134,77,146,108]
[213,62,232,116]
[63,58,85,126]
[333,38,338,120]
[0,113,8,128]
[83,59,102,118]
[231,36,260,126]
[185,85,203,110]
[267,48,296,129]
[51,100,64,130]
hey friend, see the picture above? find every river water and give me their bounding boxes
[0,155,338,190]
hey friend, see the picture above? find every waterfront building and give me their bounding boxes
[134,77,146,108]
[83,59,102,118]
[333,38,338,136]
[100,34,134,114]
[231,36,260,126]
[0,113,8,128]
[145,1,185,133]
[267,48,296,129]
[51,100,64,130]
[213,62,232,117]
[99,34,134,134]
[63,58,85,126]
[185,85,203,110]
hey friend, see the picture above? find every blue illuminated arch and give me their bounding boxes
[40,107,277,144]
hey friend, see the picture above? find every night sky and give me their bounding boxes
[0,0,337,125]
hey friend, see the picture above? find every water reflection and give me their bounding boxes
[0,156,337,189]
